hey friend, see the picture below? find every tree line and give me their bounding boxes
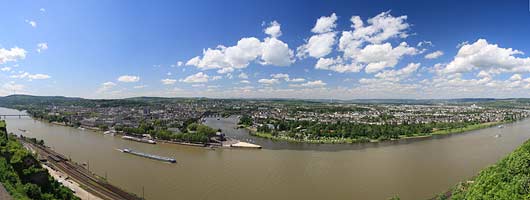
[255,119,485,140]
[116,122,218,144]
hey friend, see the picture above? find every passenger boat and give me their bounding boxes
[122,135,156,144]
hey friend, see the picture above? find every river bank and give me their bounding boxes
[245,120,510,144]
[17,108,514,148]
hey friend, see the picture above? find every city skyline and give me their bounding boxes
[1,0,530,99]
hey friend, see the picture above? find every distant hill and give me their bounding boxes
[0,94,529,107]
[0,95,148,108]
[0,95,83,106]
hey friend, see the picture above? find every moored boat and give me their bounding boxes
[122,135,156,144]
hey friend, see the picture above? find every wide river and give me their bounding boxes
[2,107,530,200]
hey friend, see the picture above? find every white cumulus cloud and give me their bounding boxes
[315,57,363,73]
[10,72,51,80]
[271,73,290,80]
[161,78,177,85]
[238,72,248,79]
[97,82,116,93]
[0,47,26,64]
[37,42,48,53]
[117,75,140,83]
[264,21,282,38]
[2,82,24,93]
[441,39,530,74]
[311,13,338,34]
[345,11,409,44]
[313,11,415,74]
[297,13,338,59]
[25,20,37,28]
[258,78,279,85]
[180,72,210,83]
[358,42,417,73]
[424,50,444,59]
[291,80,327,87]
[186,21,294,73]
[374,62,421,82]
[260,37,295,66]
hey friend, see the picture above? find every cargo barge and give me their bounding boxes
[118,148,176,163]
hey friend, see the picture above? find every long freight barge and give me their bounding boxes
[118,148,176,163]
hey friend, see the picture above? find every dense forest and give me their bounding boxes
[0,121,78,200]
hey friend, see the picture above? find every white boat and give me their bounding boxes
[103,130,116,136]
[122,135,156,144]
[495,134,501,138]
[498,125,504,128]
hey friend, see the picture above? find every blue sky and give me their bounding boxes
[1,0,530,99]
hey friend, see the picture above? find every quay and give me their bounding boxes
[230,141,262,149]
[222,138,262,149]
[122,135,156,144]
[0,114,29,119]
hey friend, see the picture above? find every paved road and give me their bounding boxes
[0,183,13,200]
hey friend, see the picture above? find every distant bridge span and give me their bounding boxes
[0,114,30,118]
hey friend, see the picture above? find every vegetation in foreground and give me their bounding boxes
[435,138,530,199]
[0,120,78,200]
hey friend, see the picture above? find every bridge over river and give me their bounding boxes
[0,114,30,118]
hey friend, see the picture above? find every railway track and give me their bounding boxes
[22,140,142,200]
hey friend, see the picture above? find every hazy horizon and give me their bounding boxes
[3,93,530,101]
